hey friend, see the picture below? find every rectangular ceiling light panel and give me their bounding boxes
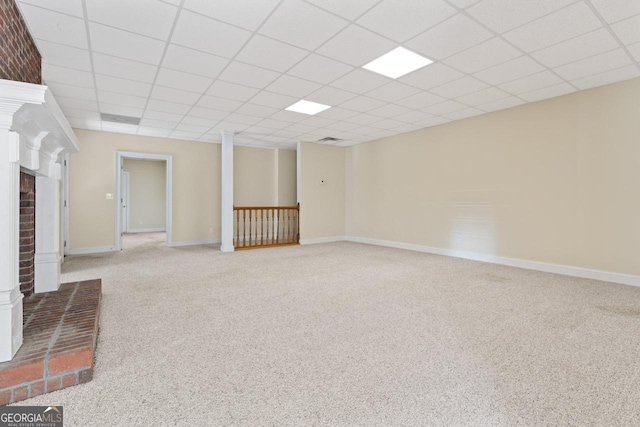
[363,47,433,79]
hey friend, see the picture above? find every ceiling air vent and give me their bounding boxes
[100,113,141,126]
[317,137,342,143]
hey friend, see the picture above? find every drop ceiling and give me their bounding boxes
[16,0,640,149]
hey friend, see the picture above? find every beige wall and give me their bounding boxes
[123,159,166,231]
[234,146,276,206]
[298,142,345,240]
[346,78,640,276]
[69,129,220,249]
[277,149,297,206]
[234,146,297,206]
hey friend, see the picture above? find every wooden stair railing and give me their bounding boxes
[233,203,299,250]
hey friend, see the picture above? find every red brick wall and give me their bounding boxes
[20,172,35,297]
[0,0,41,84]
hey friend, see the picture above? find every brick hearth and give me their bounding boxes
[0,280,101,405]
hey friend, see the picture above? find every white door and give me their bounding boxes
[121,171,130,234]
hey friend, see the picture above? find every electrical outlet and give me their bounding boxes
[106,193,113,200]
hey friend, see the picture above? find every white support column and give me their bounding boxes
[34,173,61,293]
[220,130,234,252]
[0,129,24,362]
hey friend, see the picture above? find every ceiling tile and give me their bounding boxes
[100,103,144,118]
[224,113,263,126]
[456,87,511,106]
[146,99,191,115]
[138,127,173,137]
[269,110,310,123]
[162,44,228,79]
[92,53,158,83]
[466,0,575,34]
[188,107,229,121]
[571,65,640,90]
[554,49,632,81]
[324,120,361,131]
[19,4,87,48]
[218,62,280,89]
[423,99,467,115]
[95,74,151,97]
[357,0,456,42]
[102,122,139,135]
[305,0,380,20]
[316,107,360,121]
[258,118,296,129]
[611,15,640,45]
[339,96,387,112]
[156,68,213,93]
[477,96,525,112]
[140,118,178,129]
[85,0,177,40]
[56,96,98,111]
[499,70,563,95]
[430,76,489,98]
[590,0,640,24]
[417,116,451,128]
[265,75,322,98]
[347,113,381,125]
[474,56,545,85]
[366,81,421,102]
[42,63,94,88]
[306,87,357,105]
[287,54,353,84]
[444,38,521,74]
[172,10,252,58]
[234,103,279,118]
[89,23,165,64]
[503,2,602,52]
[629,43,640,62]
[196,95,243,112]
[259,0,348,50]
[143,109,185,122]
[368,117,404,129]
[406,14,493,60]
[207,81,259,102]
[367,104,413,118]
[300,116,336,128]
[182,0,280,31]
[175,123,211,134]
[398,63,464,90]
[62,108,100,120]
[531,29,620,69]
[150,86,201,105]
[67,117,101,130]
[180,116,220,129]
[286,123,320,133]
[443,107,484,120]
[393,110,435,123]
[519,82,576,102]
[249,91,299,109]
[236,35,309,72]
[19,0,84,17]
[317,25,396,67]
[395,91,445,109]
[98,90,147,108]
[38,41,92,71]
[47,82,96,101]
[170,130,203,139]
[330,69,389,93]
[447,0,481,8]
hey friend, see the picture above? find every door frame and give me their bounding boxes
[121,171,130,233]
[115,151,172,250]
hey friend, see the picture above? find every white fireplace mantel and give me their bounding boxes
[0,79,79,362]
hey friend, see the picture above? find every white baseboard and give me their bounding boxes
[168,239,220,248]
[69,246,117,255]
[345,236,640,287]
[300,236,346,245]
[126,228,166,233]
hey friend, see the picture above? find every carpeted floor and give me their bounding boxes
[15,233,640,426]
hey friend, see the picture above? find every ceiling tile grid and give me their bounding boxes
[16,0,640,149]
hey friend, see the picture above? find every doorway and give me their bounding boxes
[115,151,173,250]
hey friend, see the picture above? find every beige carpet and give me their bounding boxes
[15,233,640,426]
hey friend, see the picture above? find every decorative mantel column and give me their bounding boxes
[0,79,79,362]
[220,130,234,252]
